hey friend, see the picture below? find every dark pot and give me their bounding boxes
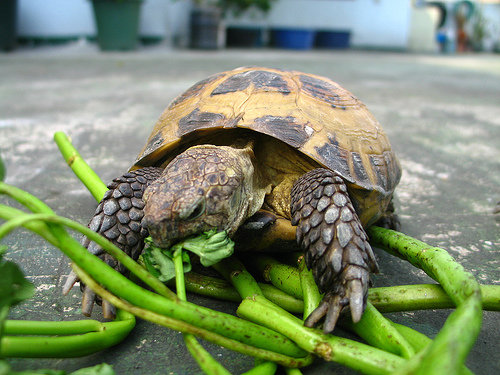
[0,0,18,51]
[91,0,142,51]
[226,27,265,48]
[315,30,351,49]
[190,7,224,50]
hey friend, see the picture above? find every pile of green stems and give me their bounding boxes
[0,131,497,375]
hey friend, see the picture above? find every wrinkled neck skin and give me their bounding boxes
[142,142,267,248]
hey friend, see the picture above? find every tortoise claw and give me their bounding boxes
[82,287,97,317]
[304,293,350,333]
[304,298,329,328]
[323,294,345,333]
[347,279,364,323]
[62,271,79,295]
[305,280,365,333]
[102,300,116,319]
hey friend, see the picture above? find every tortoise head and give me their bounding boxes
[142,144,264,248]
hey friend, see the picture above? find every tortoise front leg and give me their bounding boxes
[63,166,162,318]
[291,168,379,333]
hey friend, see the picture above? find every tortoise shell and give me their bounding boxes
[134,67,401,224]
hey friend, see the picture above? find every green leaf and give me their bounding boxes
[0,153,5,182]
[13,370,65,375]
[142,230,234,281]
[0,259,35,310]
[142,239,191,282]
[69,363,115,375]
[180,230,235,267]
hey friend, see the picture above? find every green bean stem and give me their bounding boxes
[243,250,498,312]
[0,184,306,359]
[178,272,499,313]
[240,361,278,375]
[258,284,303,314]
[3,309,134,336]
[1,310,134,358]
[243,255,303,299]
[212,257,264,298]
[53,131,108,202]
[390,323,473,375]
[370,284,499,312]
[368,226,482,375]
[296,255,321,319]
[0,210,176,301]
[0,306,9,356]
[73,263,313,368]
[238,295,406,375]
[173,250,231,375]
[176,273,304,313]
[343,303,414,359]
[212,256,409,373]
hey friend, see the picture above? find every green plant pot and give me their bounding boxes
[91,0,142,51]
[0,0,17,51]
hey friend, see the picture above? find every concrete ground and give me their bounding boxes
[1,44,499,374]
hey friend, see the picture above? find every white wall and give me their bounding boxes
[17,0,94,37]
[228,0,413,50]
[17,0,190,42]
[19,0,499,51]
[480,3,500,51]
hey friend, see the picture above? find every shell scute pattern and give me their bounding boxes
[211,69,291,96]
[169,73,226,108]
[298,74,360,109]
[252,115,310,148]
[134,67,401,217]
[178,109,227,137]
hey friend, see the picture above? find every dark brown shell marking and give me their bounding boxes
[253,115,310,148]
[211,70,291,96]
[170,73,226,108]
[178,109,227,137]
[299,74,359,109]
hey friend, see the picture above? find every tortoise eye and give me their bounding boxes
[184,199,206,221]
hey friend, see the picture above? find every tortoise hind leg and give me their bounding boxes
[291,168,378,333]
[63,166,162,318]
[374,198,400,231]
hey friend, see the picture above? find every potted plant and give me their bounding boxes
[90,0,143,51]
[470,8,489,52]
[223,0,275,48]
[0,0,17,51]
[190,1,224,49]
[190,0,275,49]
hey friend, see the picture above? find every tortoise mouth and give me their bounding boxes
[142,214,215,250]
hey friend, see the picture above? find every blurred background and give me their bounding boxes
[1,0,499,53]
[1,1,500,374]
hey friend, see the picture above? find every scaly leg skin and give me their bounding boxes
[291,168,379,333]
[63,166,162,318]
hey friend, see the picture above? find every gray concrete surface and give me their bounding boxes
[1,44,499,374]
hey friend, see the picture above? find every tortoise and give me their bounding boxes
[65,66,401,332]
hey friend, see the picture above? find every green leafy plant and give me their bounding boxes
[217,0,275,15]
[192,0,275,16]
